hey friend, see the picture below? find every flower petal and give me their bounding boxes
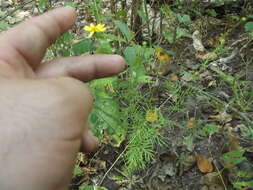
[97,24,106,32]
[84,26,92,32]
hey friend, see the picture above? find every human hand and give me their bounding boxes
[0,7,125,190]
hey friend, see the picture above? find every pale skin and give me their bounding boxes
[0,7,125,190]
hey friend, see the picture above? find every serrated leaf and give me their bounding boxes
[247,14,253,19]
[123,46,138,65]
[176,27,192,39]
[163,31,174,43]
[95,40,113,54]
[59,32,73,41]
[101,33,126,42]
[72,39,93,55]
[115,21,133,41]
[177,14,191,24]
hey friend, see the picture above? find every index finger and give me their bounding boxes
[0,7,76,70]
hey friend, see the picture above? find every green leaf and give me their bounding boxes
[183,135,194,151]
[0,21,9,30]
[61,49,71,57]
[101,33,126,42]
[220,150,246,166]
[123,46,138,65]
[177,14,191,24]
[136,75,152,83]
[203,124,219,136]
[114,21,133,41]
[38,0,48,9]
[206,9,217,17]
[90,99,122,138]
[176,27,192,39]
[163,31,174,43]
[138,10,148,22]
[72,39,93,55]
[145,48,155,58]
[59,32,73,42]
[247,14,253,19]
[91,77,116,86]
[64,2,76,8]
[233,180,253,188]
[229,15,240,21]
[95,40,113,54]
[210,66,235,85]
[0,10,6,18]
[167,50,175,55]
[245,22,253,32]
[74,165,82,176]
[115,10,127,22]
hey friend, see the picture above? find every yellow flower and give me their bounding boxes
[145,109,158,122]
[84,23,106,38]
[155,48,170,64]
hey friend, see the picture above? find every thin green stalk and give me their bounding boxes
[92,0,101,23]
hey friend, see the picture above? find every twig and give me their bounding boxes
[98,145,128,186]
[207,143,228,190]
[158,95,172,109]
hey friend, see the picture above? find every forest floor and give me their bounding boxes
[1,1,253,190]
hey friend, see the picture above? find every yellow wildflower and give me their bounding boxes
[84,23,106,38]
[145,109,158,122]
[155,48,170,64]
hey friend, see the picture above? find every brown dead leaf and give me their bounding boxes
[195,52,205,59]
[187,117,196,128]
[228,130,242,151]
[195,154,213,173]
[170,74,179,81]
[196,52,217,60]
